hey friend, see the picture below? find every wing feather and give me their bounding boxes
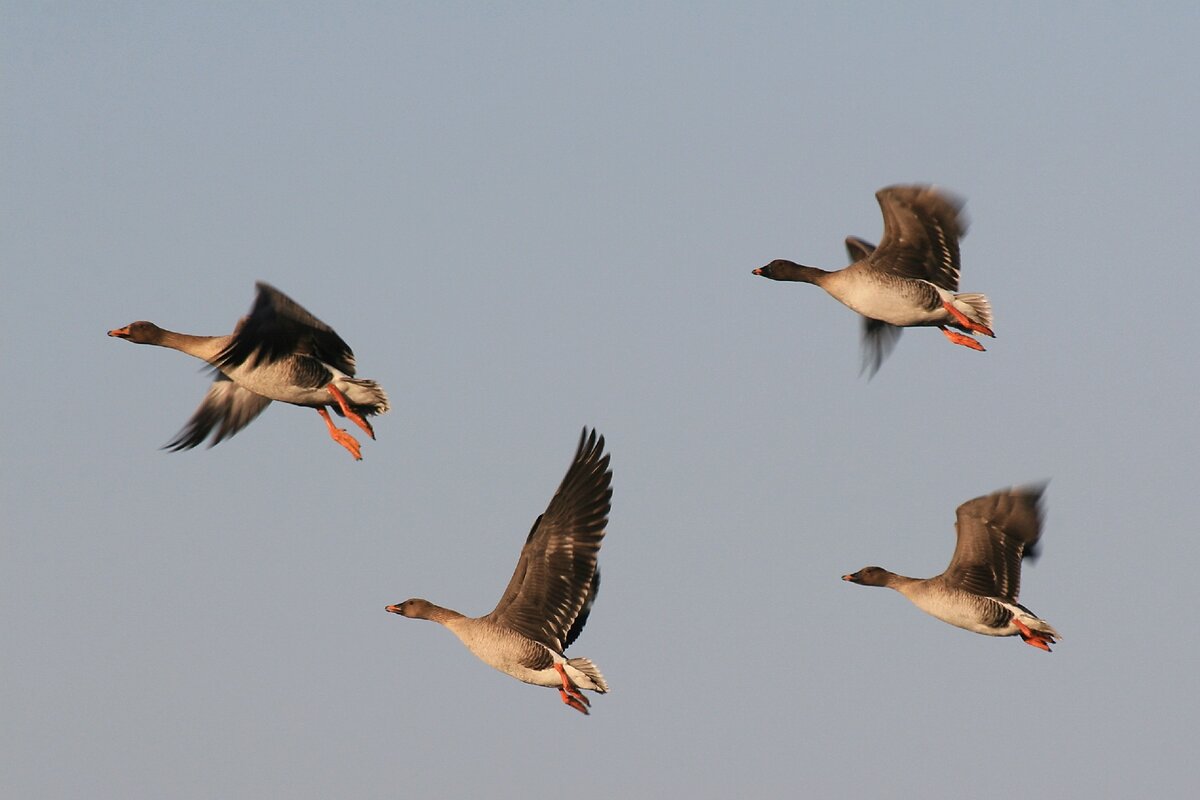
[216,283,356,375]
[942,484,1046,602]
[164,374,273,450]
[486,429,612,653]
[870,185,968,291]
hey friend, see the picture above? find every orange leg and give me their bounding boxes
[942,300,995,337]
[326,383,375,439]
[1012,617,1053,652]
[317,407,363,461]
[553,662,591,715]
[939,326,987,351]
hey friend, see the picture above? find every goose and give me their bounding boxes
[753,185,994,375]
[387,428,612,714]
[842,484,1060,651]
[108,282,389,460]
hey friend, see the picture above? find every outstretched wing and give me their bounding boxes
[486,429,612,653]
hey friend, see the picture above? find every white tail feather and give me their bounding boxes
[341,378,390,415]
[953,292,992,330]
[567,657,609,693]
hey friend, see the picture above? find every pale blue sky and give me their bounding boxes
[4,3,1199,798]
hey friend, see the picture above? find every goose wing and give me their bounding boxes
[844,235,875,263]
[942,484,1046,602]
[871,185,968,292]
[846,236,903,376]
[216,283,357,375]
[486,429,612,653]
[164,374,273,450]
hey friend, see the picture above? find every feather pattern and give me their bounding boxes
[870,185,967,291]
[943,484,1046,602]
[486,428,612,653]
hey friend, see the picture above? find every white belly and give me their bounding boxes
[906,591,1012,637]
[822,274,948,327]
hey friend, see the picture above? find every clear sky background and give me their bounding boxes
[4,3,1199,798]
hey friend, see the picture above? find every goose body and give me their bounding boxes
[437,609,606,692]
[753,185,994,375]
[108,282,389,460]
[842,485,1060,651]
[387,429,612,714]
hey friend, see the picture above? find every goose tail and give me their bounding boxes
[952,293,992,332]
[566,657,609,694]
[340,378,390,415]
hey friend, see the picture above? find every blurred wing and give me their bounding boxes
[847,236,903,376]
[217,283,357,375]
[860,317,903,377]
[164,374,273,450]
[943,484,1046,602]
[487,429,612,652]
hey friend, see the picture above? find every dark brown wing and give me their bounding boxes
[563,568,599,650]
[216,283,357,375]
[941,484,1046,602]
[870,185,968,291]
[486,428,612,653]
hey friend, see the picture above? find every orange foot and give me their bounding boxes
[942,300,995,337]
[326,383,375,440]
[939,326,987,351]
[317,407,363,460]
[1012,617,1053,652]
[553,662,591,715]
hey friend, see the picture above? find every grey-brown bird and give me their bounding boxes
[753,185,993,375]
[387,429,612,713]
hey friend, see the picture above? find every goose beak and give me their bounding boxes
[752,267,765,276]
[108,326,131,338]
[385,604,403,615]
[841,574,855,582]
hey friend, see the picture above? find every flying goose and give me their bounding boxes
[842,484,1060,651]
[753,185,994,375]
[387,428,612,714]
[108,282,389,460]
